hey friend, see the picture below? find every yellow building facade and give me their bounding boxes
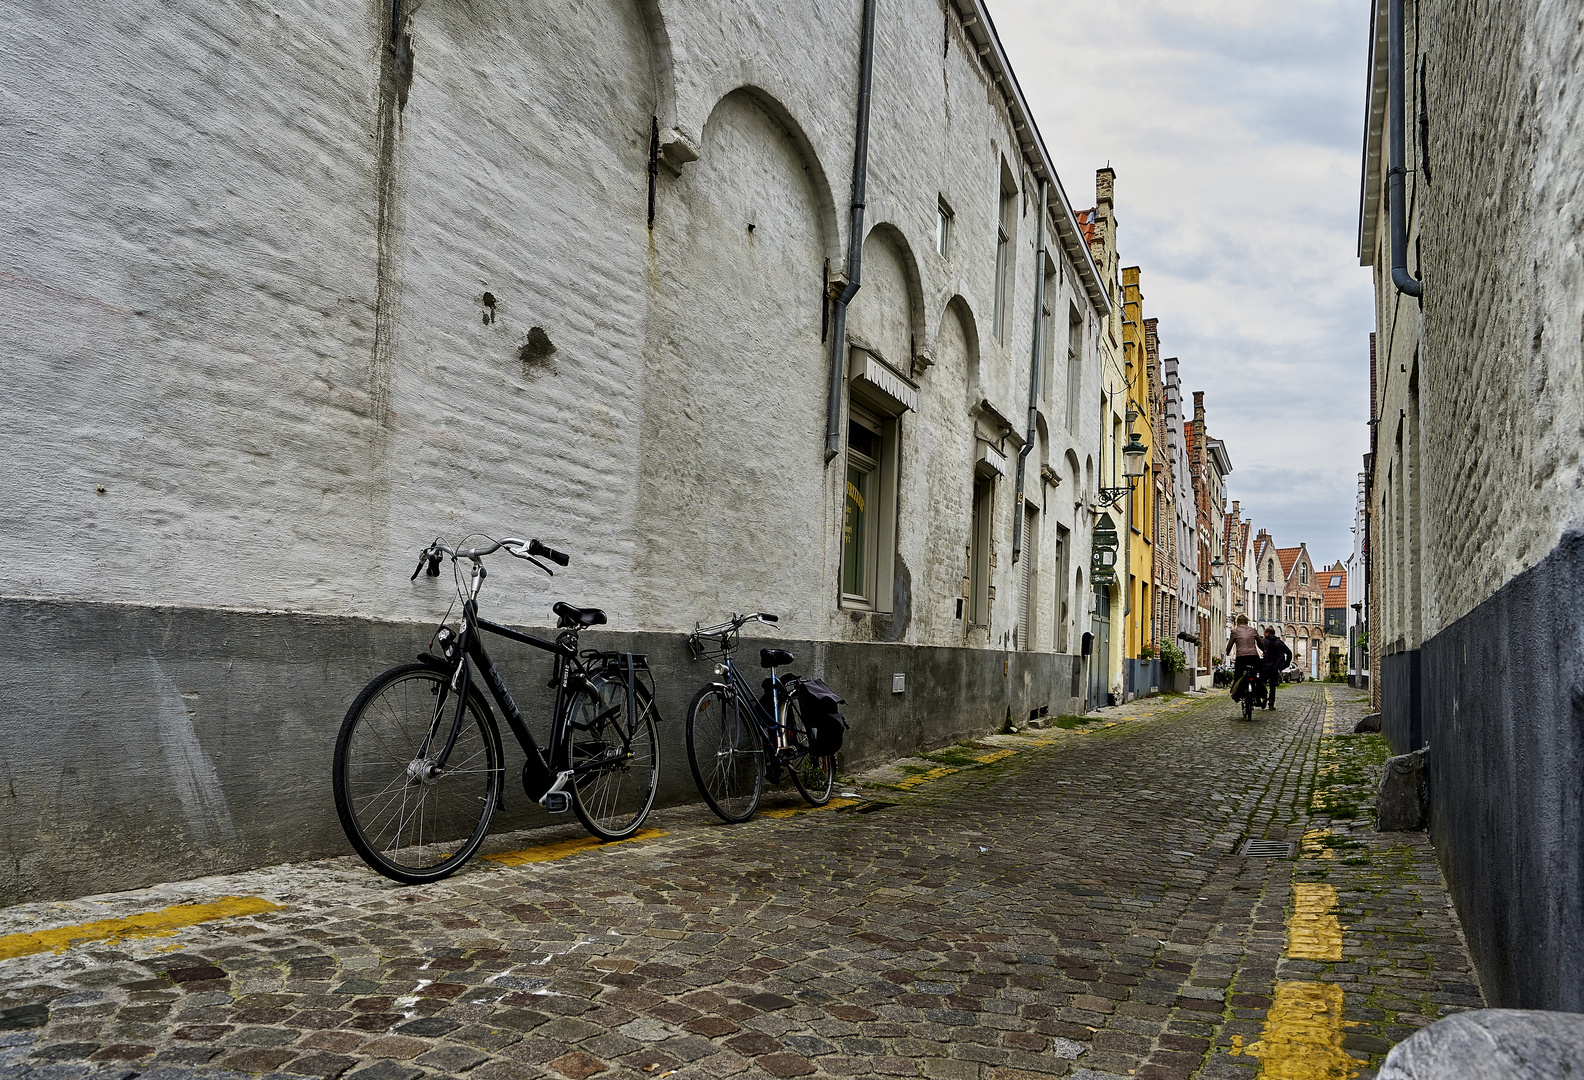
[1120,266,1155,669]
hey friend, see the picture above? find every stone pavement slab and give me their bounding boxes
[0,686,1478,1079]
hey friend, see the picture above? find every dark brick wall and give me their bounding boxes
[1421,530,1584,1010]
[1381,648,1423,754]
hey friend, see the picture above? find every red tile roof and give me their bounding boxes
[1322,568,1348,608]
[1077,208,1097,245]
[1276,546,1301,576]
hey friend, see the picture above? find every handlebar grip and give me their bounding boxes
[761,613,779,623]
[531,539,570,566]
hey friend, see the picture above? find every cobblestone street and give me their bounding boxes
[0,687,1483,1080]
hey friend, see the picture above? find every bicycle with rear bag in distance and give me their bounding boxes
[683,612,845,823]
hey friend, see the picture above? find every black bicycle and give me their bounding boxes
[1230,660,1262,722]
[684,613,835,822]
[332,535,660,883]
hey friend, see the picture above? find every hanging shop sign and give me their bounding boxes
[1091,512,1119,586]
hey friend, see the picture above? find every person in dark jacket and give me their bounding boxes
[1259,627,1291,709]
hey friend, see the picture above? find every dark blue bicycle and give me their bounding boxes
[684,613,835,822]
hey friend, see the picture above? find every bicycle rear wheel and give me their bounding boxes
[563,678,660,841]
[686,685,764,822]
[333,663,498,883]
[783,696,835,805]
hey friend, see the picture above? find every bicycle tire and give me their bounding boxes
[783,695,835,805]
[333,663,499,884]
[685,684,764,823]
[1242,676,1256,721]
[563,678,660,841]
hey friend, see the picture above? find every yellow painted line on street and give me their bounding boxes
[1301,828,1336,861]
[971,749,1016,764]
[761,798,862,819]
[1312,737,1341,809]
[1288,882,1345,960]
[0,896,282,962]
[1321,687,1343,735]
[892,764,959,790]
[1229,981,1359,1078]
[484,828,667,867]
[1231,853,1356,1076]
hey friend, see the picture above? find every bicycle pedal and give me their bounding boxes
[540,791,571,814]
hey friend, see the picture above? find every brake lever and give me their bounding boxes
[501,543,554,577]
[411,547,432,581]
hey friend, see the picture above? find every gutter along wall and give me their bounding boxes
[0,0,1109,898]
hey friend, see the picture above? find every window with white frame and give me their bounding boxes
[992,169,1017,342]
[840,365,905,612]
[968,476,994,625]
[842,414,881,606]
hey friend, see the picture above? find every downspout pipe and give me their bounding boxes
[824,0,879,463]
[1011,181,1048,564]
[1388,0,1422,298]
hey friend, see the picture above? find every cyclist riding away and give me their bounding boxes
[1260,625,1292,710]
[1226,615,1262,710]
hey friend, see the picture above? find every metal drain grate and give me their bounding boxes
[1241,839,1295,858]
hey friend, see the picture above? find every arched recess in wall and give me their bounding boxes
[935,295,981,407]
[381,0,671,620]
[847,223,925,375]
[631,86,832,627]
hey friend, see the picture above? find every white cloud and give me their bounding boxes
[991,0,1373,564]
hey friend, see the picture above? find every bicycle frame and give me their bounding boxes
[717,657,792,752]
[424,598,605,804]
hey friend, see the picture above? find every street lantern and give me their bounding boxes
[1097,430,1149,507]
[1210,554,1225,587]
[1122,431,1148,474]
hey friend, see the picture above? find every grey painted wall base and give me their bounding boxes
[1381,648,1423,753]
[1421,530,1584,1010]
[0,597,1083,904]
[1379,1009,1584,1079]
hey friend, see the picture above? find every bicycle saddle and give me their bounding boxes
[760,648,795,669]
[553,602,608,628]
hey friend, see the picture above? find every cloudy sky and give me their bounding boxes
[991,0,1374,569]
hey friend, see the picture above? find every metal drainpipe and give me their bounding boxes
[1388,0,1422,297]
[823,0,879,463]
[1011,181,1048,564]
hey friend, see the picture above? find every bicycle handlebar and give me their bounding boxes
[411,535,571,580]
[692,612,779,637]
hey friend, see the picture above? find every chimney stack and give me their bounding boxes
[1096,166,1115,208]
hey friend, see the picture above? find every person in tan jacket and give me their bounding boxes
[1226,615,1263,704]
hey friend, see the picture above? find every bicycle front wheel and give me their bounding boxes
[784,696,835,805]
[686,685,764,823]
[563,679,660,841]
[333,664,499,884]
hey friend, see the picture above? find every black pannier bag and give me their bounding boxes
[795,678,849,756]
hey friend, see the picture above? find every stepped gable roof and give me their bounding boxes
[1323,566,1348,608]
